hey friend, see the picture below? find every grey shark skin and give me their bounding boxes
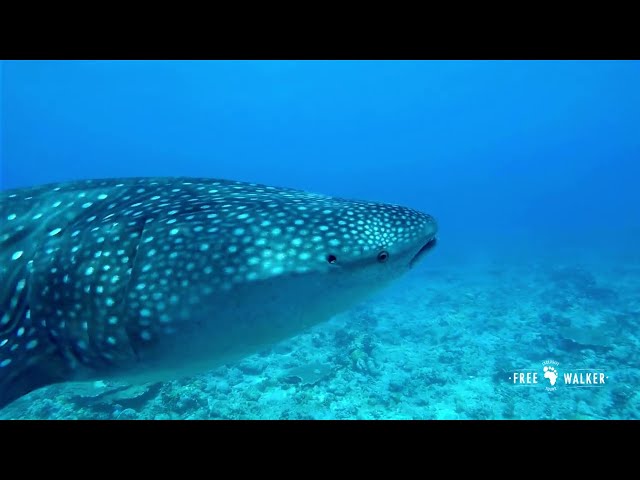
[0,177,437,409]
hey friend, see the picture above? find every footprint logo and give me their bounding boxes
[543,366,558,386]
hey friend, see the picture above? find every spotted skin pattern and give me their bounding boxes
[0,177,438,409]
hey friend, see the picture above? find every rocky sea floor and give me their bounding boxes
[2,258,639,420]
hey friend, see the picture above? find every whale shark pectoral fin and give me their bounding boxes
[1,216,149,410]
[0,343,71,410]
[0,303,74,410]
[0,258,73,409]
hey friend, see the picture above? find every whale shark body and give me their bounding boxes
[0,177,438,410]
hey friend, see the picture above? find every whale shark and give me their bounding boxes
[0,177,438,410]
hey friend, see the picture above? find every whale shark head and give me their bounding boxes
[107,181,439,382]
[0,177,438,408]
[253,196,439,302]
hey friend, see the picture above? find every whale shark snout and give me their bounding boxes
[409,216,438,268]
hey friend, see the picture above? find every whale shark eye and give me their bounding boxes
[377,250,389,262]
[327,254,337,264]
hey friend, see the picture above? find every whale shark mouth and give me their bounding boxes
[409,237,437,268]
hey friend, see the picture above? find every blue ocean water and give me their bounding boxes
[0,60,638,419]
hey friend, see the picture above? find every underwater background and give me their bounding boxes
[1,59,638,420]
